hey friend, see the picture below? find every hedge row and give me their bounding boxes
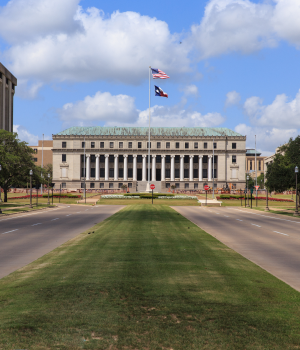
[123,193,174,198]
[217,195,293,202]
[42,194,81,198]
[219,194,254,199]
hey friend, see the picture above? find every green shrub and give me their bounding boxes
[42,193,80,198]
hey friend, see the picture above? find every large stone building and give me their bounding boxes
[52,127,246,192]
[29,140,53,167]
[0,63,17,132]
[246,149,265,178]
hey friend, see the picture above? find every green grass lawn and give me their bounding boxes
[1,205,300,349]
[0,204,54,215]
[99,198,199,206]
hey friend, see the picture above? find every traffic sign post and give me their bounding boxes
[254,186,259,207]
[150,184,155,204]
[204,185,209,205]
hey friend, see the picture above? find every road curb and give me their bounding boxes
[0,205,58,217]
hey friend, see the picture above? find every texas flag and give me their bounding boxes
[155,85,168,98]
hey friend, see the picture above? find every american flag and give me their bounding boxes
[151,68,170,79]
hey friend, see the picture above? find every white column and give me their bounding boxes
[86,154,90,180]
[2,74,5,130]
[142,155,147,181]
[105,154,109,180]
[152,155,156,181]
[189,155,194,181]
[123,154,128,181]
[208,155,212,181]
[133,155,137,181]
[161,155,166,181]
[180,155,184,181]
[199,156,203,181]
[95,154,100,180]
[114,154,119,181]
[171,155,175,181]
[8,80,12,132]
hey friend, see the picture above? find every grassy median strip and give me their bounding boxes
[1,205,300,349]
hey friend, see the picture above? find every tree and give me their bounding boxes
[0,130,40,202]
[246,174,255,189]
[257,173,264,189]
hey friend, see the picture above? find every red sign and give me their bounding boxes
[204,185,209,191]
[150,184,155,190]
[254,186,260,190]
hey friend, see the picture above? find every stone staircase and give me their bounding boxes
[136,181,162,193]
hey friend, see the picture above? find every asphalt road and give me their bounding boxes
[0,204,124,279]
[173,206,300,292]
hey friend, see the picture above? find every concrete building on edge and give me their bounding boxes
[0,62,17,132]
[52,126,246,192]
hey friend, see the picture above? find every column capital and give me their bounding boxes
[199,155,203,159]
[96,154,100,158]
[189,155,194,158]
[180,154,185,158]
[161,155,166,158]
[171,155,175,158]
[142,154,147,158]
[208,155,213,158]
[86,154,91,158]
[152,154,156,158]
[105,154,110,158]
[133,154,138,158]
[123,154,128,158]
[114,154,119,158]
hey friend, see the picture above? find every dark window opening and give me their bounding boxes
[232,155,237,163]
[62,154,66,162]
[194,142,198,149]
[166,155,170,163]
[232,143,236,149]
[176,142,180,149]
[62,142,66,148]
[166,142,170,149]
[138,142,142,148]
[175,155,180,163]
[100,142,104,148]
[128,142,132,148]
[204,142,207,149]
[91,142,95,148]
[157,142,161,149]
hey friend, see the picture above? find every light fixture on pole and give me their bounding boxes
[294,166,299,216]
[246,175,250,207]
[47,173,50,205]
[29,169,33,208]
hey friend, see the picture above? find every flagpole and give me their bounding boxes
[212,137,214,199]
[147,66,151,191]
[255,135,257,197]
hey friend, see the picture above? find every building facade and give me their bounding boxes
[52,127,246,192]
[0,63,17,132]
[29,140,53,167]
[246,149,265,178]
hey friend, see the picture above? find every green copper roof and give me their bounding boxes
[56,127,243,137]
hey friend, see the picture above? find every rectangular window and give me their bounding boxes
[175,155,180,163]
[90,182,95,188]
[81,168,86,177]
[33,148,37,153]
[166,183,170,188]
[82,142,85,148]
[204,142,207,149]
[100,168,105,177]
[259,160,261,171]
[109,155,114,162]
[128,183,132,188]
[193,169,198,178]
[213,142,217,149]
[213,169,217,178]
[128,168,133,177]
[81,183,85,189]
[109,168,114,177]
[119,168,123,178]
[62,183,66,189]
[91,155,95,163]
[119,142,123,148]
[118,183,123,188]
[157,142,161,149]
[110,142,114,148]
[100,155,105,163]
[100,142,104,148]
[232,155,237,163]
[232,142,236,149]
[91,168,95,177]
[109,183,113,189]
[119,155,124,163]
[184,155,189,164]
[138,142,142,148]
[137,155,142,163]
[194,142,198,149]
[176,142,180,149]
[203,155,208,164]
[91,142,95,148]
[175,183,180,189]
[203,169,208,178]
[33,158,37,162]
[156,155,161,163]
[165,169,170,178]
[193,155,198,163]
[194,183,198,189]
[166,142,170,149]
[185,183,189,189]
[184,169,189,178]
[175,169,180,178]
[128,155,133,163]
[100,183,104,188]
[62,154,66,162]
[62,142,66,148]
[185,142,189,149]
[214,155,218,164]
[147,142,151,148]
[128,142,132,148]
[250,160,252,170]
[166,155,170,163]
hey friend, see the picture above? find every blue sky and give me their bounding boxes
[1,0,300,155]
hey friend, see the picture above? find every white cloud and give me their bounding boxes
[225,90,241,107]
[244,89,300,128]
[13,125,39,145]
[0,0,81,44]
[15,79,43,99]
[235,123,298,155]
[4,7,190,85]
[57,91,225,128]
[183,84,198,97]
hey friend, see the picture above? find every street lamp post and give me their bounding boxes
[294,166,299,217]
[0,164,2,203]
[265,188,269,211]
[246,175,250,207]
[29,169,33,208]
[47,173,50,205]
